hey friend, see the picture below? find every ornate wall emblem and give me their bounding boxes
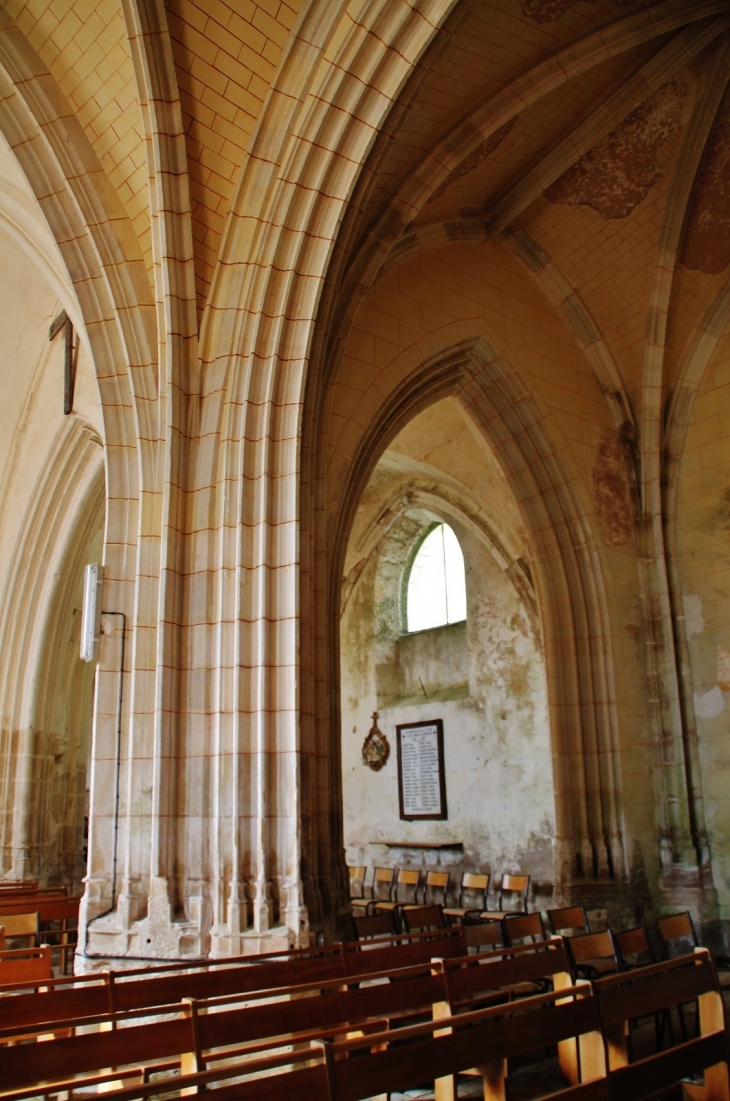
[362,711,390,771]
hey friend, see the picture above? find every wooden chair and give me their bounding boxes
[479,872,530,920]
[502,910,546,946]
[655,910,699,958]
[442,871,489,924]
[364,866,396,914]
[614,925,671,1052]
[401,904,444,933]
[614,926,655,971]
[417,869,449,907]
[0,945,52,986]
[348,865,367,897]
[0,912,38,948]
[372,867,420,918]
[656,909,730,1001]
[567,929,621,980]
[349,865,370,915]
[462,919,504,953]
[350,912,396,941]
[547,904,590,937]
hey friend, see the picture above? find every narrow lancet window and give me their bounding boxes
[406,522,467,632]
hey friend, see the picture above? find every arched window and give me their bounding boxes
[406,522,467,633]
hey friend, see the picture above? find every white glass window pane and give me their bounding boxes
[406,523,466,632]
[443,523,467,623]
[407,526,447,632]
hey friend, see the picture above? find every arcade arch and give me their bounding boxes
[340,398,554,901]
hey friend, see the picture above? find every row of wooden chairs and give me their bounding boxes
[351,904,712,972]
[349,865,531,920]
[0,936,725,1101]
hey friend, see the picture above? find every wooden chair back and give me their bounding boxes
[497,872,530,912]
[348,866,367,899]
[370,865,396,903]
[459,871,489,909]
[567,930,620,979]
[0,945,52,986]
[0,912,38,944]
[421,869,449,906]
[502,910,545,946]
[614,926,655,970]
[0,880,38,890]
[351,912,396,940]
[392,867,421,904]
[401,904,444,933]
[462,919,504,952]
[547,904,589,936]
[655,910,699,958]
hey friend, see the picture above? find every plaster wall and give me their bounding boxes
[341,400,555,907]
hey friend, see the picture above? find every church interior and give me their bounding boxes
[2,0,730,1094]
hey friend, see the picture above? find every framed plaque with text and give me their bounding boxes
[396,719,447,821]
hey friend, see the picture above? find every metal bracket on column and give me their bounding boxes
[49,309,76,415]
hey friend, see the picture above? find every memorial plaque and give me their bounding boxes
[396,719,447,821]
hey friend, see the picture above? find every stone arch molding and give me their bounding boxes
[332,336,626,895]
[341,478,538,630]
[0,416,104,880]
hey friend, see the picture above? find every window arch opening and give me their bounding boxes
[406,521,467,633]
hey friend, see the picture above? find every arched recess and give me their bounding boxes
[0,417,104,884]
[340,452,552,892]
[305,336,627,927]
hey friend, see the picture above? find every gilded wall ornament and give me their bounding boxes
[362,711,390,771]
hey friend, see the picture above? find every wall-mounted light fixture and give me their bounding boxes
[80,562,102,662]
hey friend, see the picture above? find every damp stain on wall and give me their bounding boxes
[522,0,641,24]
[545,81,688,219]
[427,120,516,204]
[592,437,634,546]
[682,106,730,275]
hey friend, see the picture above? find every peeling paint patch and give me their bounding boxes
[545,81,688,219]
[593,437,633,545]
[428,120,516,204]
[683,594,705,639]
[522,0,642,23]
[682,108,730,274]
[695,685,725,720]
[717,646,730,692]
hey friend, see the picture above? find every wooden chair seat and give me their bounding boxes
[479,909,521,921]
[443,872,490,924]
[442,905,479,919]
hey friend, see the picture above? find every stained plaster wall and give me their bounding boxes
[341,400,555,907]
